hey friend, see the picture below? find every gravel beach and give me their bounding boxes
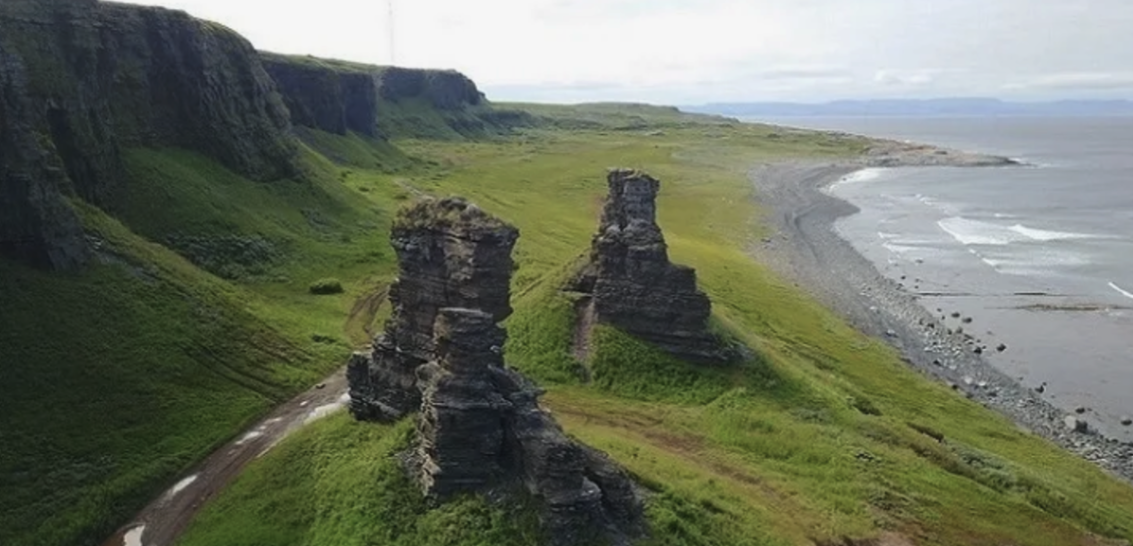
[748,140,1133,483]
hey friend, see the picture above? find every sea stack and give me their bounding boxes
[573,169,732,363]
[347,197,519,422]
[347,197,645,545]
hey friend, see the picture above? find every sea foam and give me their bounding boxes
[938,217,1103,246]
[831,168,885,189]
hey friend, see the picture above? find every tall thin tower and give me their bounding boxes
[388,0,396,65]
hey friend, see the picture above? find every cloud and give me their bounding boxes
[1003,72,1133,92]
[113,0,1133,102]
[874,70,938,87]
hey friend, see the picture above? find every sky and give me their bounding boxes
[117,0,1133,104]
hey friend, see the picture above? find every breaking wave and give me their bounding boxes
[1110,282,1133,301]
[937,217,1104,246]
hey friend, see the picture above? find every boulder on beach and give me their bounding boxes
[1064,416,1089,434]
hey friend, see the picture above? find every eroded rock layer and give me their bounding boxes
[348,198,519,422]
[260,53,527,140]
[578,169,731,363]
[413,308,644,546]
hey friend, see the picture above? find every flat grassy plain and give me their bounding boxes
[3,105,1131,546]
[178,111,1133,545]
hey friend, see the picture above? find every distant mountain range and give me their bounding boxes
[684,98,1133,118]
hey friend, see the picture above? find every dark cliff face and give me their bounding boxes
[0,0,298,268]
[261,53,506,139]
[574,169,734,364]
[260,54,380,137]
[376,67,484,110]
[0,43,89,270]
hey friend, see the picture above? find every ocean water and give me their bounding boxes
[766,116,1133,439]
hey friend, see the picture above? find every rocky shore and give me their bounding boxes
[748,142,1133,483]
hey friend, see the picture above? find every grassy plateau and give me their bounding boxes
[2,104,1131,546]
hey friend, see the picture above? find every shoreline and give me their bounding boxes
[747,145,1133,483]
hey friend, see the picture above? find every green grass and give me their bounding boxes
[5,103,1133,546]
[177,415,542,546]
[0,137,405,546]
[179,117,1133,546]
[0,203,320,546]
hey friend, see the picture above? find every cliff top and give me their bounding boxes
[259,51,469,79]
[393,197,517,236]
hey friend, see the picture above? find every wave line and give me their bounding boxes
[1109,282,1133,301]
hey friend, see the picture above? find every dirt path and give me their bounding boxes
[99,370,349,546]
[344,285,388,345]
[571,296,596,364]
[101,287,388,546]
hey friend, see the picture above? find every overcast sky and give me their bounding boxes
[117,0,1133,104]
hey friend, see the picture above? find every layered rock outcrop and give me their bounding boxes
[260,54,381,137]
[574,169,732,363]
[414,308,644,546]
[348,198,519,421]
[261,53,532,140]
[1,0,298,268]
[349,198,644,545]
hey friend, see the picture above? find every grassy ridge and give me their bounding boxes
[177,118,1133,545]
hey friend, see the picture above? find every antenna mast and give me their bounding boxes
[388,0,396,65]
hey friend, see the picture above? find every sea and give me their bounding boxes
[760,116,1133,440]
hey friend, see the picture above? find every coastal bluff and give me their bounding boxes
[261,53,531,139]
[0,0,297,269]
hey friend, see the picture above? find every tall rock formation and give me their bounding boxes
[348,197,644,545]
[414,308,645,546]
[348,198,519,421]
[574,169,733,363]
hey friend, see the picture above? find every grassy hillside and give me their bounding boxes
[174,117,1133,545]
[0,140,409,546]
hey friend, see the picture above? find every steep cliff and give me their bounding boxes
[573,169,734,363]
[260,53,380,137]
[0,42,89,270]
[261,53,529,140]
[0,0,298,268]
